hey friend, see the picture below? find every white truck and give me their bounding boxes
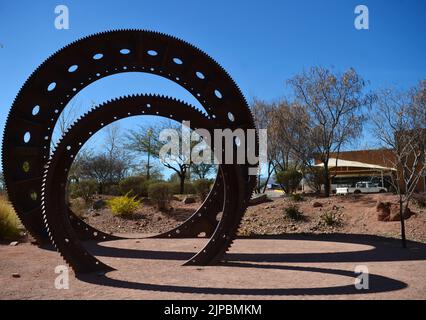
[336,182,387,195]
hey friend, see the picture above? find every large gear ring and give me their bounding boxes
[2,30,257,245]
[42,95,248,273]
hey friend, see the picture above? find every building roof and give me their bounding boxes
[314,158,396,171]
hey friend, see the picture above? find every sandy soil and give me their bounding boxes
[1,235,425,299]
[1,193,425,300]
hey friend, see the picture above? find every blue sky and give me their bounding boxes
[0,0,425,174]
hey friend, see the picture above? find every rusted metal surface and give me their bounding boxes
[2,30,258,273]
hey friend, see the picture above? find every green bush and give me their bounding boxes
[284,205,303,221]
[103,183,121,196]
[69,180,98,203]
[107,193,140,216]
[291,193,304,202]
[169,181,196,195]
[276,169,303,194]
[305,167,325,193]
[119,176,150,197]
[193,179,212,200]
[321,210,339,226]
[0,197,21,240]
[148,182,172,211]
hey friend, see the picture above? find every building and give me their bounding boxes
[314,149,426,193]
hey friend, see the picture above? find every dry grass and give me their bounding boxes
[0,195,21,240]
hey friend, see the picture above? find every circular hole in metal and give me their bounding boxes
[228,112,235,122]
[147,50,158,56]
[120,48,130,55]
[68,65,78,72]
[23,132,31,143]
[22,161,30,173]
[196,71,205,79]
[93,53,103,60]
[173,57,183,65]
[32,105,40,116]
[30,191,38,201]
[235,136,241,147]
[214,89,223,99]
[47,82,56,92]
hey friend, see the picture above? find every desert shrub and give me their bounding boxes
[0,197,21,240]
[284,205,303,221]
[193,179,211,200]
[119,176,150,197]
[291,193,304,202]
[103,183,121,196]
[107,193,140,216]
[169,182,196,195]
[69,180,98,203]
[276,169,303,194]
[69,197,87,218]
[305,167,325,193]
[321,210,339,226]
[413,193,426,208]
[148,182,172,211]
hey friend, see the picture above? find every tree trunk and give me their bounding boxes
[323,165,331,197]
[400,199,407,248]
[262,161,274,194]
[179,174,185,194]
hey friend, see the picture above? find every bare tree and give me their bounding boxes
[287,67,372,196]
[191,163,215,180]
[251,98,277,193]
[372,83,426,248]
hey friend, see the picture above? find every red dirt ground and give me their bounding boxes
[1,193,425,299]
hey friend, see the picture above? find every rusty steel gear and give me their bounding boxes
[2,30,258,273]
[42,95,248,273]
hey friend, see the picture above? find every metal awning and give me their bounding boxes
[315,158,396,171]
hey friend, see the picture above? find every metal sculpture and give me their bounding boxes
[2,30,258,273]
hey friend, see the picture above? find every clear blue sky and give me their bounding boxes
[0,0,425,173]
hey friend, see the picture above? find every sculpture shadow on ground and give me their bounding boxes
[75,233,425,296]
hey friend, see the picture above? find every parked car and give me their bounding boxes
[336,182,387,195]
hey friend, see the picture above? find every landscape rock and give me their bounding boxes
[313,202,323,208]
[92,199,106,210]
[376,201,414,222]
[9,241,19,246]
[249,194,271,206]
[182,196,196,204]
[12,273,20,278]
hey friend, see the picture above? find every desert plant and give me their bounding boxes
[148,182,172,211]
[69,180,98,203]
[169,181,196,195]
[276,169,303,194]
[119,176,150,197]
[193,179,212,200]
[290,193,304,202]
[413,193,426,208]
[305,167,325,194]
[107,193,140,216]
[0,197,21,240]
[284,205,303,221]
[321,210,339,226]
